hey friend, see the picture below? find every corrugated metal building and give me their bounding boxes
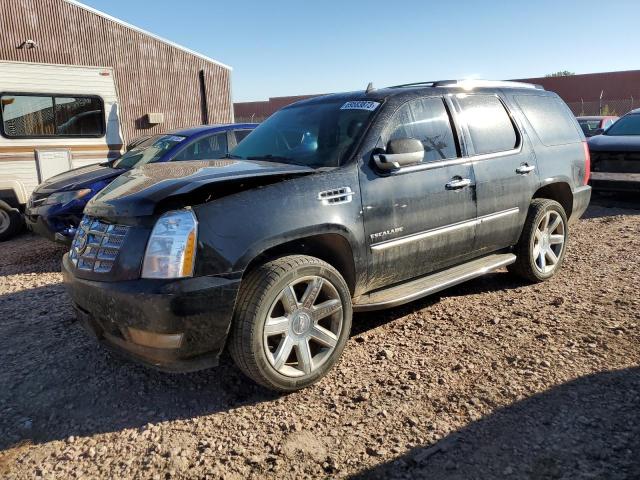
[235,70,640,121]
[0,0,233,143]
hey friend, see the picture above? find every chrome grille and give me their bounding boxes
[69,216,129,273]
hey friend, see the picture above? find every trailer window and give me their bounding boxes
[0,93,105,138]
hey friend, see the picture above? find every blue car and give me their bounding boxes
[25,123,257,243]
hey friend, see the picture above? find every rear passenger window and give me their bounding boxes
[388,97,458,163]
[515,95,582,146]
[457,95,518,155]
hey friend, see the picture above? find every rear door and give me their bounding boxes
[451,93,539,253]
[359,96,478,291]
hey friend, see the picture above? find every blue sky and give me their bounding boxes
[81,0,640,102]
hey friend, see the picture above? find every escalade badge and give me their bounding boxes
[370,227,404,241]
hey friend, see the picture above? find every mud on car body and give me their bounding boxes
[63,80,591,391]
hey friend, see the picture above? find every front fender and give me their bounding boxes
[192,165,366,285]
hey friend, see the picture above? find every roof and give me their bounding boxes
[64,0,231,70]
[165,123,258,136]
[284,81,548,110]
[576,116,617,120]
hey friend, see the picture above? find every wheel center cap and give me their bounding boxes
[291,311,312,335]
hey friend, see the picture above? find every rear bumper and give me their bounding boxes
[569,185,591,224]
[62,254,241,372]
[590,172,640,193]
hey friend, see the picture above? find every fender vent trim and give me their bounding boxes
[317,187,353,205]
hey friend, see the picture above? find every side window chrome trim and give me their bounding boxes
[382,143,522,176]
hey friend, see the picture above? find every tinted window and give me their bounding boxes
[458,95,518,155]
[388,97,458,162]
[173,133,228,161]
[604,114,640,136]
[0,94,104,138]
[515,95,581,145]
[113,135,186,169]
[578,119,602,135]
[234,129,252,143]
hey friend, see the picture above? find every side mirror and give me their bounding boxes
[373,138,424,171]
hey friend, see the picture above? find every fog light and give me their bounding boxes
[127,327,184,349]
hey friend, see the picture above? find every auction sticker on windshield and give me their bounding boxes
[340,101,380,111]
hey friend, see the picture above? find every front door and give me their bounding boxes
[359,96,478,291]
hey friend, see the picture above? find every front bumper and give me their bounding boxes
[62,254,241,372]
[569,185,592,224]
[25,204,82,244]
[590,172,640,193]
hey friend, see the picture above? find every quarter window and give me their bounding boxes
[457,95,519,155]
[388,97,458,162]
[515,95,581,145]
[0,94,105,138]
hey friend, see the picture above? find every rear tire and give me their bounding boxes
[508,199,568,283]
[0,204,23,242]
[229,255,352,392]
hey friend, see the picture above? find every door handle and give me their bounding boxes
[445,178,472,190]
[516,164,536,175]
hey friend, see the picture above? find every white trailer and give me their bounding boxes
[0,60,123,240]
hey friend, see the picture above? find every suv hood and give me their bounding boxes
[85,159,315,218]
[36,163,125,193]
[588,134,640,152]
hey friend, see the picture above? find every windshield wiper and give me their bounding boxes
[224,153,243,159]
[246,154,294,162]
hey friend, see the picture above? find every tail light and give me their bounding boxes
[582,141,591,185]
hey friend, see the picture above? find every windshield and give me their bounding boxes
[604,114,640,136]
[578,119,602,135]
[230,100,379,168]
[113,134,186,169]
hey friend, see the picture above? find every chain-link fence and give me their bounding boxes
[238,97,638,124]
[566,97,637,117]
[235,115,267,123]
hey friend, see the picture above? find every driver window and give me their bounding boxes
[173,133,228,161]
[388,97,459,162]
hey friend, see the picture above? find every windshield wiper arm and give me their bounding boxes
[246,154,294,162]
[224,153,243,159]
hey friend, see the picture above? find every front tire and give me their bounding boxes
[508,199,568,282]
[0,204,23,242]
[229,255,352,392]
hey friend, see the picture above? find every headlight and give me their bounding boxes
[43,189,92,205]
[141,209,198,279]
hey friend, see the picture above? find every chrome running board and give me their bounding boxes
[353,253,516,312]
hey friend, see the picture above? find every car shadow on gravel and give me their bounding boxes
[586,192,640,219]
[352,271,523,336]
[0,283,281,450]
[0,232,67,277]
[351,367,640,479]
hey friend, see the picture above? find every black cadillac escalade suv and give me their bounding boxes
[63,80,591,391]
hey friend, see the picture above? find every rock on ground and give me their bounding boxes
[1,197,639,479]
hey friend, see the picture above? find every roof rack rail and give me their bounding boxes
[389,79,544,90]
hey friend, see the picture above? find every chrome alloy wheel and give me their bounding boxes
[263,276,343,377]
[0,209,9,234]
[533,210,565,274]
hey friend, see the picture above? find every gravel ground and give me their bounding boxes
[1,198,639,479]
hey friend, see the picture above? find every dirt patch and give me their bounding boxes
[1,201,639,479]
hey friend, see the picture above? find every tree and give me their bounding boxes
[545,71,576,78]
